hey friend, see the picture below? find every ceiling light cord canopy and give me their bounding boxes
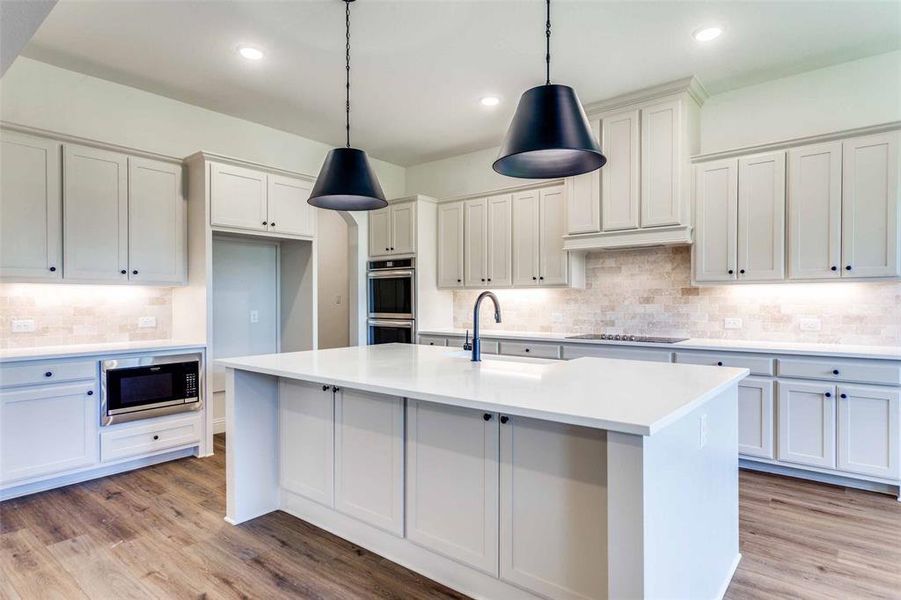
[308,0,388,212]
[493,0,606,179]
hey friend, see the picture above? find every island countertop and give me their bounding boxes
[217,343,747,435]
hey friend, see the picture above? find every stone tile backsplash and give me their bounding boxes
[453,247,901,346]
[0,284,173,348]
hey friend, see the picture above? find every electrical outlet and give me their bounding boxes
[137,316,157,329]
[724,318,742,330]
[799,317,821,332]
[249,310,259,324]
[699,413,709,449]
[11,319,36,333]
[335,295,342,305]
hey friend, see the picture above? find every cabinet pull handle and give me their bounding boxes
[483,413,491,421]
[500,415,509,424]
[49,266,57,272]
[832,369,839,375]
[716,361,723,366]
[840,393,847,399]
[825,392,832,398]
[86,390,94,396]
[830,266,838,271]
[44,371,52,377]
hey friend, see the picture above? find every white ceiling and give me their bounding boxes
[21,0,900,166]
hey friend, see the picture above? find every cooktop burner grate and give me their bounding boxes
[565,334,688,343]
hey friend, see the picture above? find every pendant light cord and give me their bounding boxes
[345,0,351,148]
[545,0,551,85]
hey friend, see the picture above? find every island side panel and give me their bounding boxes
[605,432,645,599]
[225,367,280,524]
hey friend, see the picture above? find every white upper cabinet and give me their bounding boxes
[601,109,640,231]
[267,174,315,237]
[0,132,62,280]
[463,198,487,286]
[641,99,682,228]
[538,186,568,285]
[788,142,843,279]
[369,207,391,256]
[63,144,129,282]
[737,152,785,281]
[841,131,899,278]
[437,201,464,287]
[128,157,186,284]
[210,162,268,232]
[564,122,601,235]
[486,194,513,287]
[369,201,416,257]
[512,189,540,286]
[694,159,738,282]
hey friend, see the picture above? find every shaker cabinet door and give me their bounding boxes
[128,157,186,284]
[640,99,681,228]
[267,174,315,237]
[437,201,464,287]
[837,385,899,479]
[841,132,900,278]
[0,132,62,280]
[737,377,774,459]
[368,207,391,257]
[512,190,540,286]
[601,109,640,231]
[210,162,268,231]
[63,144,129,281]
[486,194,513,287]
[390,202,416,255]
[538,185,568,285]
[777,381,836,469]
[406,400,499,575]
[694,159,738,282]
[279,380,335,507]
[737,152,785,281]
[464,198,488,286]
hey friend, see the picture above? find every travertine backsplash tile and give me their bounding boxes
[454,247,901,346]
[0,284,173,348]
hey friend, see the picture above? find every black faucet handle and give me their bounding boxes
[463,329,473,351]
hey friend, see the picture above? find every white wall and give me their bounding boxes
[700,50,901,154]
[317,210,350,349]
[406,51,900,197]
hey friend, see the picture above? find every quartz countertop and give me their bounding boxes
[217,343,747,436]
[0,340,207,363]
[417,328,901,361]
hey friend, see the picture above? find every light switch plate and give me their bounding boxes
[250,310,259,324]
[11,319,36,333]
[724,318,742,330]
[138,316,157,329]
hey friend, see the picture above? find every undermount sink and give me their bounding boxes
[443,350,550,365]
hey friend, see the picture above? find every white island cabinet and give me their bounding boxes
[220,343,747,600]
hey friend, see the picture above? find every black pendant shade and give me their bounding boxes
[308,147,387,211]
[493,84,606,179]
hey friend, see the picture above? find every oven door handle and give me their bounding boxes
[368,320,414,328]
[368,269,414,279]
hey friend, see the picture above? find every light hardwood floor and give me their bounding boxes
[1,435,899,599]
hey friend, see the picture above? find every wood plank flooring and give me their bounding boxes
[1,435,898,599]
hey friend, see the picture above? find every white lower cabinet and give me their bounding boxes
[279,380,335,507]
[777,381,837,469]
[0,381,99,484]
[334,388,405,536]
[737,377,774,459]
[837,385,899,479]
[406,401,499,575]
[499,415,607,600]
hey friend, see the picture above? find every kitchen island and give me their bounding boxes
[218,343,747,600]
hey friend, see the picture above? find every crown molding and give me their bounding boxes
[435,179,566,204]
[184,150,315,181]
[583,76,709,117]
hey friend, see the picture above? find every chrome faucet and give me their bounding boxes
[471,291,502,362]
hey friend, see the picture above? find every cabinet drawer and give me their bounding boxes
[499,341,560,359]
[100,415,200,463]
[777,357,901,386]
[1,360,97,388]
[447,337,499,355]
[563,345,672,363]
[675,352,774,376]
[418,336,447,347]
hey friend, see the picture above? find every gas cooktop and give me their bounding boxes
[565,334,689,344]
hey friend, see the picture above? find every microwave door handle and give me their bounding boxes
[369,320,414,328]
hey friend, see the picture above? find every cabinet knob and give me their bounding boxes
[86,390,94,396]
[487,278,492,282]
[153,435,160,441]
[727,269,734,275]
[332,385,340,393]
[385,247,390,251]
[739,269,746,274]
[825,392,832,398]
[457,278,461,283]
[500,415,509,424]
[49,266,57,272]
[270,222,276,227]
[840,393,847,399]
[716,361,723,366]
[830,266,838,271]
[132,270,139,275]
[532,276,537,281]
[322,384,330,391]
[539,276,544,281]
[845,265,852,271]
[390,247,395,251]
[481,278,485,282]
[524,348,530,353]
[483,413,491,421]
[832,369,839,375]
[121,269,127,275]
[44,371,52,377]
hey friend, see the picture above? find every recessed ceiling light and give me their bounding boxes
[693,26,723,42]
[480,96,500,107]
[238,46,264,60]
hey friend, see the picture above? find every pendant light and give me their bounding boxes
[309,0,388,211]
[493,0,606,179]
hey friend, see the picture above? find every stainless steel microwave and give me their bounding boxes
[101,353,202,425]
